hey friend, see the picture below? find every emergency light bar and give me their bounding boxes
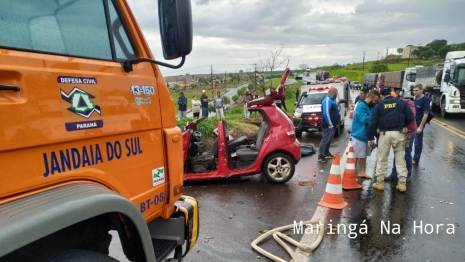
[309,86,330,91]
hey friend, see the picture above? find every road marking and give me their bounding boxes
[431,118,465,139]
[294,143,351,261]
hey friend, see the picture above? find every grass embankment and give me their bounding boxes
[175,77,303,144]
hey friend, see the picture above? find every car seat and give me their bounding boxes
[210,120,249,157]
[235,121,270,162]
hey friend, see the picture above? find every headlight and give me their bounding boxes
[294,112,302,118]
[451,99,460,104]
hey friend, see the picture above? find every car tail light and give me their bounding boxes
[284,125,295,136]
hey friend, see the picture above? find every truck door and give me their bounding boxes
[0,0,165,212]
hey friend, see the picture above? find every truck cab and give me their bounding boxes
[0,1,198,261]
[402,66,423,99]
[293,84,346,137]
[440,51,465,117]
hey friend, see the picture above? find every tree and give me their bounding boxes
[231,94,239,103]
[298,63,308,70]
[419,50,436,60]
[397,48,403,55]
[454,43,465,51]
[411,49,421,58]
[259,45,289,88]
[369,64,389,73]
[438,45,452,59]
[237,86,246,97]
[222,96,231,105]
[426,39,447,52]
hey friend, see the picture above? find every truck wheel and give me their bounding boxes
[262,153,295,184]
[441,97,448,118]
[29,249,118,262]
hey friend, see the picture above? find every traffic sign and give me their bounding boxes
[357,75,362,81]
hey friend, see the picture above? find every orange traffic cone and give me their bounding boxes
[318,154,348,209]
[342,145,363,190]
[349,110,354,119]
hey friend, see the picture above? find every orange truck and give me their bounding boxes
[0,1,198,261]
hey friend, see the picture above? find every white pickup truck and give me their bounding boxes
[292,81,347,137]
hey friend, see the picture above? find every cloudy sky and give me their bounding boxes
[127,0,464,77]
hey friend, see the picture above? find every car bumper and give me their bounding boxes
[293,118,321,132]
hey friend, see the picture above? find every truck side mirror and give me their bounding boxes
[159,0,193,60]
[444,72,451,83]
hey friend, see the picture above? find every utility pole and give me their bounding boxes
[377,52,379,62]
[210,65,213,90]
[407,50,411,67]
[385,47,388,65]
[362,51,366,70]
[254,63,257,90]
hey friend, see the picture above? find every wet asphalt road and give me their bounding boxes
[181,90,465,262]
[109,88,465,261]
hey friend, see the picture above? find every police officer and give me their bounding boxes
[367,86,413,192]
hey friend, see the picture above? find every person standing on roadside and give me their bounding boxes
[412,84,430,165]
[351,90,380,179]
[385,98,417,183]
[317,87,340,163]
[200,89,210,117]
[252,90,259,99]
[192,95,201,119]
[367,86,413,192]
[296,88,300,102]
[242,90,253,119]
[177,92,187,118]
[281,85,288,111]
[213,91,225,118]
[355,88,368,105]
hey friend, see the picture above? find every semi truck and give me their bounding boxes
[400,67,422,99]
[422,51,465,117]
[0,1,199,261]
[363,73,378,90]
[376,70,405,91]
[315,70,330,81]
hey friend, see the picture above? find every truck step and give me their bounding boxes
[152,238,178,262]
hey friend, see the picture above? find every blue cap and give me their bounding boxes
[380,86,391,95]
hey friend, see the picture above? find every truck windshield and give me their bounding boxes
[457,67,465,85]
[301,93,326,105]
[0,0,135,61]
[378,76,385,81]
[406,73,416,82]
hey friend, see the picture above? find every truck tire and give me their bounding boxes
[295,131,302,137]
[441,97,448,118]
[29,249,118,262]
[262,153,295,184]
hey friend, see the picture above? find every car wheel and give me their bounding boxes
[295,131,302,137]
[262,153,295,184]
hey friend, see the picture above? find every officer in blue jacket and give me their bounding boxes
[317,87,340,163]
[368,86,413,192]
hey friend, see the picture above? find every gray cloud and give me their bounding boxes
[127,0,465,76]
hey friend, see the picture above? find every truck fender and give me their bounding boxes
[0,183,155,261]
